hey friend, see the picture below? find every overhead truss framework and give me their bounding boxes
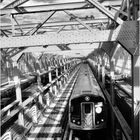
[0,21,138,55]
[0,18,109,30]
[0,1,122,15]
[86,0,123,24]
[0,0,138,57]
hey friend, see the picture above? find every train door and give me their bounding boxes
[81,103,94,129]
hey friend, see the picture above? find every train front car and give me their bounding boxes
[69,64,107,130]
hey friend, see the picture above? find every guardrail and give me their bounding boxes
[0,60,81,138]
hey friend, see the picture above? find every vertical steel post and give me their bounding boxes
[110,58,115,139]
[127,0,130,20]
[97,57,101,80]
[102,59,105,86]
[35,58,43,106]
[132,54,140,140]
[6,61,11,83]
[132,0,139,20]
[11,15,15,36]
[37,69,43,105]
[54,84,57,96]
[48,66,53,93]
[110,58,115,105]
[63,61,67,85]
[13,61,24,126]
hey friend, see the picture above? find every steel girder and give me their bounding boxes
[8,48,26,58]
[108,6,128,17]
[0,2,89,15]
[0,18,108,30]
[0,30,8,37]
[64,10,93,32]
[57,44,71,51]
[0,29,115,47]
[116,21,139,54]
[24,11,56,35]
[100,42,116,56]
[0,21,138,55]
[86,0,123,24]
[1,0,29,9]
[5,11,56,58]
[0,1,122,15]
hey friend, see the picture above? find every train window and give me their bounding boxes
[85,104,91,114]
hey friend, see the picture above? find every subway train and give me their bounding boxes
[69,63,107,130]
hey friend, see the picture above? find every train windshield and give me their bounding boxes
[85,104,91,114]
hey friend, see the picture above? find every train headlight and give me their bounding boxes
[77,121,80,125]
[72,120,75,123]
[95,106,102,114]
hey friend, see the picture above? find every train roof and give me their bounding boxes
[71,65,105,100]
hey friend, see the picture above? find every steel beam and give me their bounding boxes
[0,2,88,15]
[24,11,56,35]
[0,29,116,48]
[57,45,66,51]
[109,5,128,17]
[63,45,71,50]
[87,0,123,24]
[12,15,24,34]
[0,21,138,56]
[64,10,93,32]
[116,21,139,54]
[0,18,108,30]
[132,55,140,140]
[1,0,29,9]
[0,1,121,15]
[57,44,71,51]
[101,42,115,56]
[0,30,8,37]
[9,48,26,58]
[57,26,65,33]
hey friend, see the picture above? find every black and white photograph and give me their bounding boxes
[0,0,139,140]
